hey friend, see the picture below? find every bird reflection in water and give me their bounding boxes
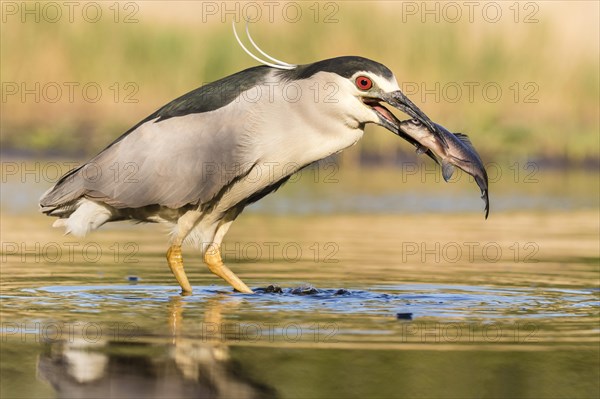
[37,296,277,398]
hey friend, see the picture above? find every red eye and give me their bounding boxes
[355,76,373,90]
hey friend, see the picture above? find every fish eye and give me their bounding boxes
[355,76,373,91]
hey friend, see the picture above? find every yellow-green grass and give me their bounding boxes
[1,2,598,163]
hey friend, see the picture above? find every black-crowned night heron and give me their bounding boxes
[40,26,456,294]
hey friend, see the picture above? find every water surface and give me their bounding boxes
[1,209,598,398]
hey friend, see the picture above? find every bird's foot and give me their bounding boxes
[166,245,193,294]
[204,246,253,294]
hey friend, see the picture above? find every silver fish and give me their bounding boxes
[398,119,490,219]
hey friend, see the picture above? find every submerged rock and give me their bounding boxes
[264,284,283,294]
[396,312,413,320]
[334,289,350,296]
[290,285,319,295]
[254,284,284,294]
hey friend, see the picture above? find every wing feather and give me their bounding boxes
[41,107,256,211]
[40,67,273,212]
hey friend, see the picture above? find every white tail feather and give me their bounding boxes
[53,199,112,237]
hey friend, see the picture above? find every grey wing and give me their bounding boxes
[40,109,256,211]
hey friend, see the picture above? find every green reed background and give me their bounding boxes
[1,1,598,165]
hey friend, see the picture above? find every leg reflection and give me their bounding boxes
[38,297,277,398]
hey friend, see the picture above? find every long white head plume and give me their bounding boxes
[232,21,296,70]
[244,23,296,67]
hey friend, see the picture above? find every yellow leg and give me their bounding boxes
[204,245,253,294]
[167,245,193,294]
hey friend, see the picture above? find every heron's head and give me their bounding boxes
[232,24,447,149]
[277,56,448,148]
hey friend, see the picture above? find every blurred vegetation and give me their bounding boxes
[1,1,598,166]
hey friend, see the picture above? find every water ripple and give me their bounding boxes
[23,283,599,320]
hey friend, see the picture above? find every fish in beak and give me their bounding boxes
[376,90,449,148]
[398,119,490,219]
[363,90,447,163]
[362,90,488,218]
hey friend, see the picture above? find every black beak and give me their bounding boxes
[381,91,449,148]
